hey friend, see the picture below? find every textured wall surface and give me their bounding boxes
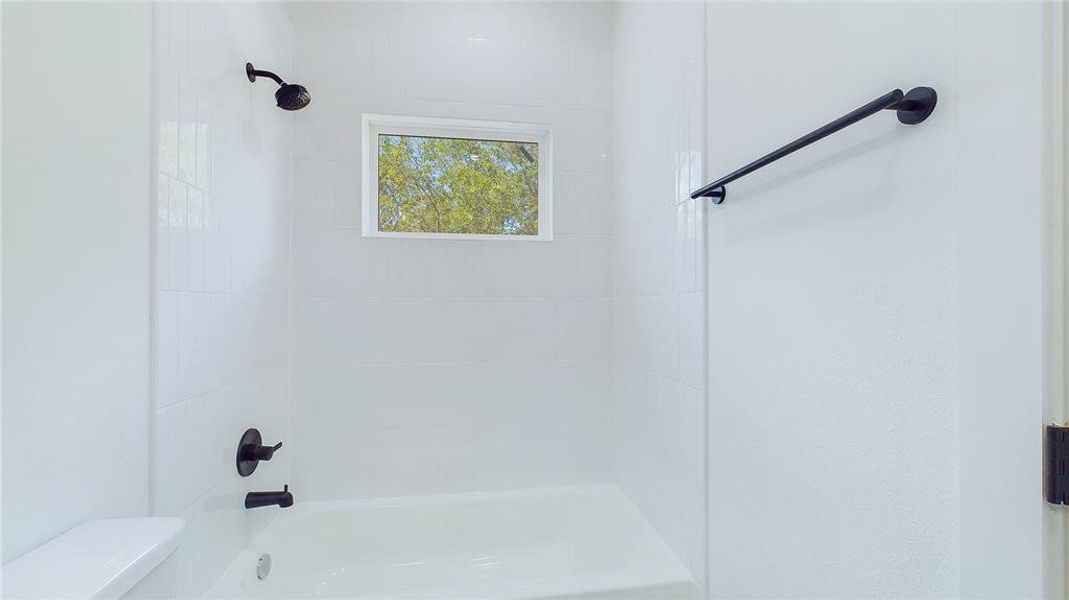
[703,2,1046,597]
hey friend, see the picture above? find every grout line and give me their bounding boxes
[158,289,290,299]
[279,291,699,300]
[289,421,616,439]
[698,0,711,592]
[155,366,291,412]
[614,197,700,231]
[147,0,163,518]
[286,86,297,497]
[289,89,613,116]
[609,291,704,299]
[608,361,705,394]
[290,156,613,175]
[291,356,612,370]
[289,357,612,369]
[291,157,613,176]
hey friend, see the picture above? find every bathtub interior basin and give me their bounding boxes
[207,484,698,599]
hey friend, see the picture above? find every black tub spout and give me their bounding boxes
[245,485,294,509]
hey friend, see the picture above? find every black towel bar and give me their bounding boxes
[691,86,937,204]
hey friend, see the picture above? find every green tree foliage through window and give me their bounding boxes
[377,134,539,235]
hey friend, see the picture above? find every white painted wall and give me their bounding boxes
[956,4,1048,594]
[1,2,152,563]
[611,1,707,588]
[128,4,295,597]
[288,2,614,501]
[704,2,1047,596]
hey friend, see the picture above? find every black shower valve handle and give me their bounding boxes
[246,441,283,462]
[236,428,283,477]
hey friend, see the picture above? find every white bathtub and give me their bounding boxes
[207,485,698,599]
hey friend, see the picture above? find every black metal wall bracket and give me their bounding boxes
[691,86,938,204]
[1047,424,1069,505]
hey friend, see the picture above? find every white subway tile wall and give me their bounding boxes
[135,3,294,598]
[612,1,707,589]
[288,2,615,501]
[135,3,712,596]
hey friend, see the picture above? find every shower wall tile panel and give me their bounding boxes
[288,2,615,501]
[136,3,295,597]
[611,1,707,590]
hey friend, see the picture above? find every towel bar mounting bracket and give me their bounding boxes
[894,86,938,125]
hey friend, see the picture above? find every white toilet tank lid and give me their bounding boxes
[3,517,185,599]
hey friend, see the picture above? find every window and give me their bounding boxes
[362,114,552,241]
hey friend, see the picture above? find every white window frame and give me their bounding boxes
[362,114,553,241]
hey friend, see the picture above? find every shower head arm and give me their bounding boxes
[246,63,284,86]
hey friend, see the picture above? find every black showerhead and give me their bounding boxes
[275,83,311,111]
[246,62,311,111]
